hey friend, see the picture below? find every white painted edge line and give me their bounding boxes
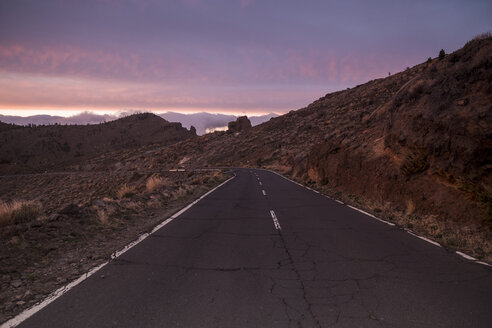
[1,175,236,328]
[455,251,491,267]
[455,251,477,261]
[0,262,107,328]
[265,170,345,206]
[405,230,441,247]
[270,210,281,230]
[262,190,267,196]
[347,205,395,227]
[113,174,235,259]
[268,170,316,190]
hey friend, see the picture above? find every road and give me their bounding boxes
[12,168,492,327]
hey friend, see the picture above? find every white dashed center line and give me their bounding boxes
[259,182,262,186]
[262,190,267,196]
[270,210,281,230]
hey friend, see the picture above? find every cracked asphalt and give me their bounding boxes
[17,169,492,327]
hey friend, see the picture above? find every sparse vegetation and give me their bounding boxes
[97,209,109,225]
[146,176,165,192]
[470,31,491,43]
[401,150,429,176]
[0,200,42,226]
[117,184,136,199]
[439,48,446,60]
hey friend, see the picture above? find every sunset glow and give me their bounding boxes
[1,0,491,116]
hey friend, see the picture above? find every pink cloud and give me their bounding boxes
[2,43,222,87]
[0,72,325,114]
[0,40,401,86]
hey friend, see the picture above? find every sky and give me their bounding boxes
[0,0,491,117]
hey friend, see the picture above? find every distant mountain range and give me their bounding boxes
[0,111,278,135]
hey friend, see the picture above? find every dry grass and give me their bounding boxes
[0,200,42,226]
[172,187,189,200]
[97,209,109,225]
[146,176,165,192]
[472,31,491,41]
[116,184,136,199]
[405,199,415,215]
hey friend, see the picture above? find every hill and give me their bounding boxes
[0,113,196,174]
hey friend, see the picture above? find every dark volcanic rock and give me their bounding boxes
[227,116,252,133]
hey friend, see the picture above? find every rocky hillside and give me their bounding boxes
[117,35,491,260]
[0,113,196,174]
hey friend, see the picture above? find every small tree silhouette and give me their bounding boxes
[439,49,445,60]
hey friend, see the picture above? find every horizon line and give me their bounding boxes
[0,108,284,118]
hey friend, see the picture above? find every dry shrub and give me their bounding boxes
[117,184,135,199]
[172,187,188,200]
[97,209,109,225]
[146,176,165,192]
[121,201,141,211]
[0,200,42,226]
[401,150,429,176]
[472,31,491,41]
[405,199,415,215]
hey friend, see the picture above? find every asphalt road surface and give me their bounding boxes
[14,169,492,327]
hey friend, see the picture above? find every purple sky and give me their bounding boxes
[0,0,491,116]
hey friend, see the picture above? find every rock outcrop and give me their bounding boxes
[227,116,252,133]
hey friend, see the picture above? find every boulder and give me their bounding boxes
[227,116,252,133]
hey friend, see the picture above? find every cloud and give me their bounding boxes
[0,39,406,88]
[0,72,329,114]
[0,43,208,84]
